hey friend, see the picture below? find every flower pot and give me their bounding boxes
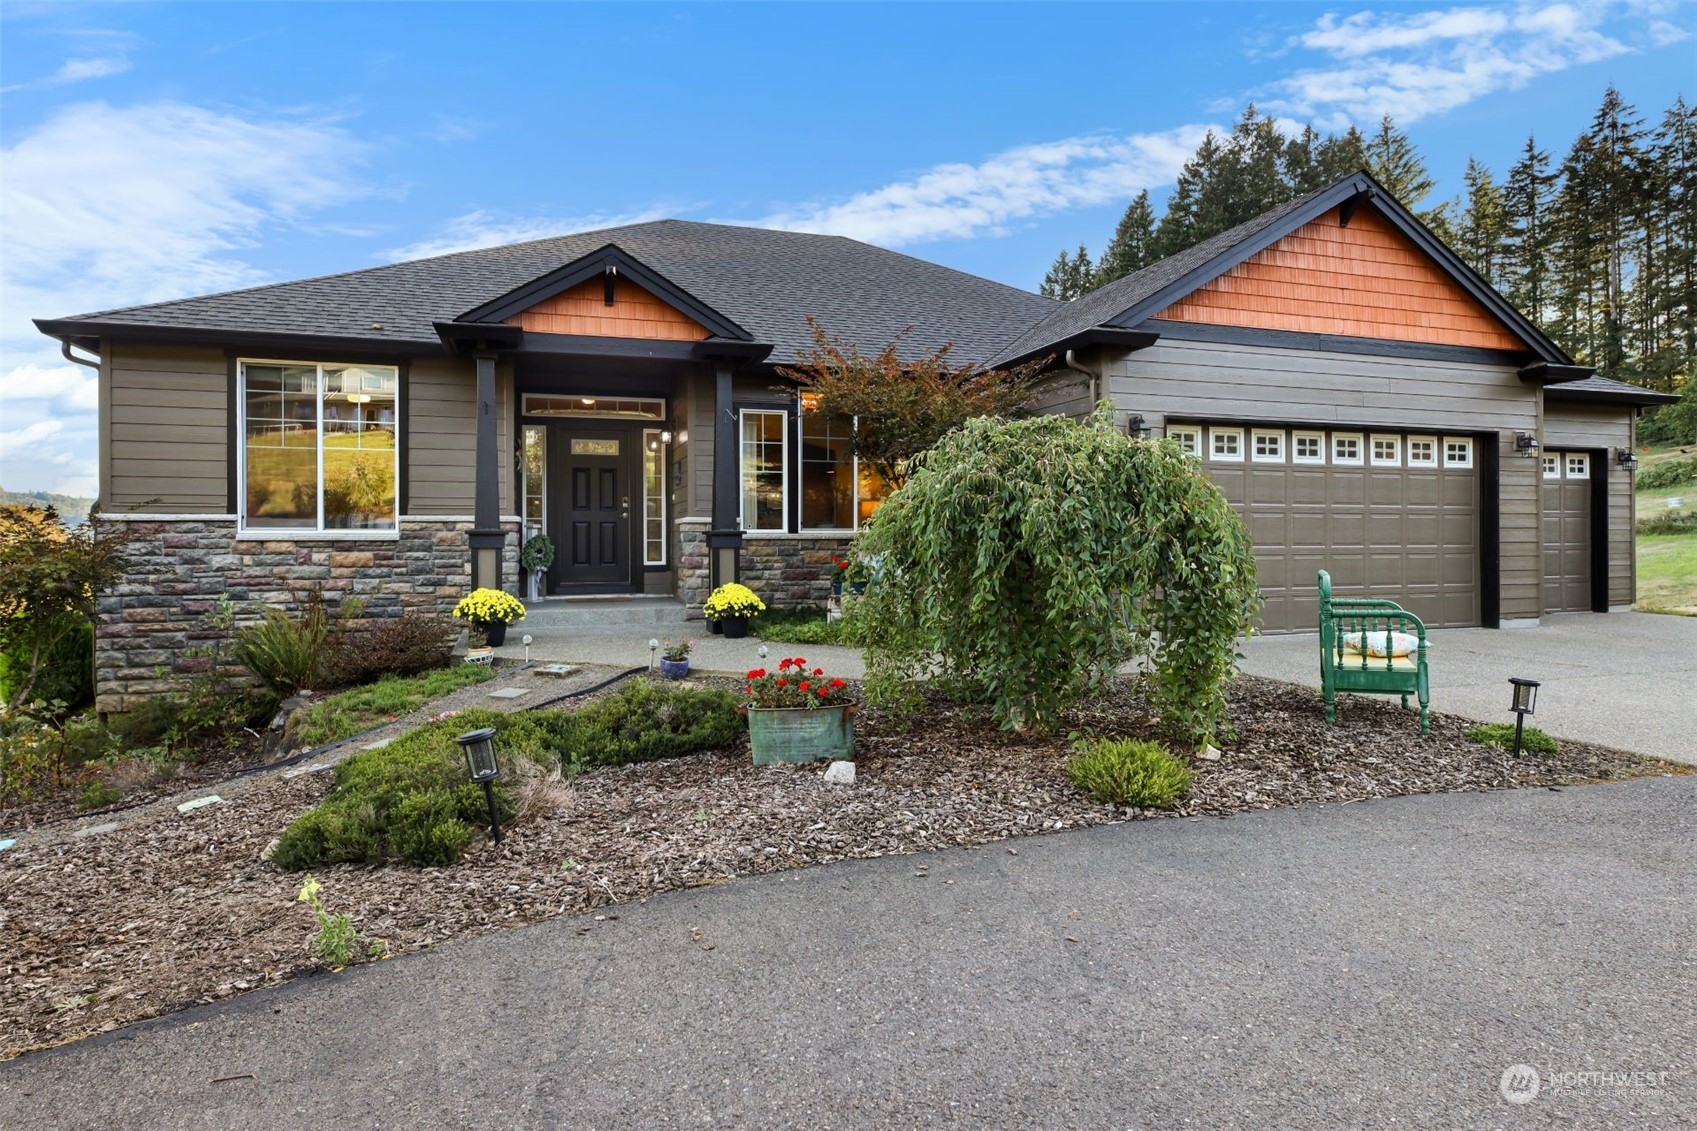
[708,618,723,635]
[831,580,868,597]
[659,658,690,680]
[720,615,749,639]
[481,621,507,647]
[745,703,857,765]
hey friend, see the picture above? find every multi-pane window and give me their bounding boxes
[1371,435,1401,466]
[1444,438,1473,468]
[1542,454,1560,479]
[1565,453,1589,479]
[643,429,666,564]
[1210,428,1244,461]
[1252,430,1285,462]
[1332,433,1363,465]
[1167,426,1201,456]
[1293,432,1325,464]
[241,361,398,532]
[1408,437,1437,467]
[739,410,787,531]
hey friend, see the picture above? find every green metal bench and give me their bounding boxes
[1317,569,1431,735]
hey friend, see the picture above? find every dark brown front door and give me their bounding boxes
[550,426,636,591]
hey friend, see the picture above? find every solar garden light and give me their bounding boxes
[456,727,503,844]
[1508,677,1540,757]
[522,633,533,663]
[649,638,660,670]
[757,644,768,661]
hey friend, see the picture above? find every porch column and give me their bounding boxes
[708,364,743,590]
[469,350,505,592]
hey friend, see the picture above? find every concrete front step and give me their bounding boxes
[526,596,691,629]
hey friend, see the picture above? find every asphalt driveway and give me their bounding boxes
[3,776,1692,1129]
[1240,611,1697,765]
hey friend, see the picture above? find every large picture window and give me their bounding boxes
[241,361,399,533]
[739,409,787,532]
[798,396,890,530]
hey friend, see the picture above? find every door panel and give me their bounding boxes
[549,427,635,590]
[1541,451,1592,613]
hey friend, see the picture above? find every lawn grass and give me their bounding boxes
[1635,444,1697,615]
[293,664,496,747]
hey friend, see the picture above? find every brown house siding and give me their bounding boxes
[504,276,708,340]
[1543,401,1635,607]
[106,341,230,512]
[1155,206,1527,352]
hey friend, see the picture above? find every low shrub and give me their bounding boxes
[1636,453,1697,491]
[108,673,274,757]
[1065,737,1192,808]
[754,608,865,646]
[1466,722,1559,755]
[234,589,363,696]
[323,613,460,688]
[292,663,495,748]
[1637,509,1697,536]
[492,677,744,772]
[0,613,93,716]
[76,778,123,811]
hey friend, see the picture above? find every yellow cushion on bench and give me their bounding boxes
[1340,630,1422,657]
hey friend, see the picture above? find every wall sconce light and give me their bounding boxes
[1126,413,1152,440]
[660,430,673,444]
[1616,448,1639,472]
[455,727,504,843]
[1507,677,1540,757]
[1514,432,1539,457]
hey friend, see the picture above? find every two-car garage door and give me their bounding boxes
[1172,423,1480,632]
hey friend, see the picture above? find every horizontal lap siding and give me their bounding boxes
[1105,337,1541,621]
[406,357,482,515]
[1544,402,1635,607]
[107,342,228,512]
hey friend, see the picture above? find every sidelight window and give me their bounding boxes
[739,409,788,532]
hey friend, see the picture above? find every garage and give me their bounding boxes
[1541,450,1594,613]
[1171,423,1480,633]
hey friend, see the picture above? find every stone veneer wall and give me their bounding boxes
[737,534,854,609]
[96,519,519,712]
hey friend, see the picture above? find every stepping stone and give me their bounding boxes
[177,795,224,813]
[281,763,332,779]
[487,687,529,699]
[537,664,576,677]
[0,839,14,854]
[74,822,119,838]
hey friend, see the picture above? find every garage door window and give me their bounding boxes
[1252,430,1285,462]
[1444,438,1473,468]
[1408,436,1437,467]
[1167,425,1201,456]
[1565,453,1589,479]
[1371,435,1401,466]
[1293,431,1325,464]
[1542,454,1560,479]
[1210,428,1244,462]
[1332,433,1363,465]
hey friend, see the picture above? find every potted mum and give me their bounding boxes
[453,587,526,647]
[659,638,693,680]
[742,656,857,765]
[702,582,765,639]
[520,534,555,601]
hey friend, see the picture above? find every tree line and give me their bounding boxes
[1041,91,1696,441]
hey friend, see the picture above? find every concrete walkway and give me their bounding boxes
[1239,611,1697,765]
[4,776,1692,1129]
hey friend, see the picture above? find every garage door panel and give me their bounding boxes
[1541,455,1592,614]
[1195,422,1479,632]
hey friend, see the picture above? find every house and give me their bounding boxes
[36,171,1674,710]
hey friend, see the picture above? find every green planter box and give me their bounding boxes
[746,704,857,765]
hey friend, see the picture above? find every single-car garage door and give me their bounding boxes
[1541,450,1593,613]
[1170,423,1480,633]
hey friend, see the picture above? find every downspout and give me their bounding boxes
[1063,348,1104,408]
[61,339,100,371]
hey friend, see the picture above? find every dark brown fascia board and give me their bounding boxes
[1103,172,1574,367]
[1146,319,1533,367]
[35,318,442,358]
[455,244,754,342]
[1517,361,1596,385]
[1545,384,1680,407]
[996,326,1160,370]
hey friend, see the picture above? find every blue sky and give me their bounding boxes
[2,1,1692,496]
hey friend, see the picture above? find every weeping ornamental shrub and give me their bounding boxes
[854,407,1260,741]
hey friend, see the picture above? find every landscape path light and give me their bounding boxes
[456,727,503,844]
[649,638,660,670]
[522,633,533,663]
[1508,677,1540,757]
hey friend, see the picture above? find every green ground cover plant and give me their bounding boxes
[754,608,864,646]
[1466,722,1559,755]
[1065,737,1192,807]
[292,664,495,748]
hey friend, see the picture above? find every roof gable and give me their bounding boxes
[1154,204,1527,352]
[503,274,710,341]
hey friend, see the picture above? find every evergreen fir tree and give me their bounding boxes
[1454,158,1511,286]
[1039,245,1096,301]
[1096,190,1156,285]
[1364,114,1449,236]
[1503,136,1555,323]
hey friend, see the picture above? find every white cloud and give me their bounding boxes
[1,54,130,93]
[1265,3,1634,126]
[753,127,1213,247]
[0,100,370,495]
[382,206,675,261]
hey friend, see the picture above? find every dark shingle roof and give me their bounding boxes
[1545,374,1680,405]
[45,220,1058,365]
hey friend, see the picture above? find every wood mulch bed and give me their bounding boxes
[1,674,1685,1060]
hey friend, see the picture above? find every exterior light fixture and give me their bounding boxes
[1507,677,1540,757]
[522,633,533,663]
[1126,413,1152,440]
[455,727,503,843]
[1514,432,1539,457]
[649,637,660,670]
[1616,448,1639,472]
[660,430,673,444]
[757,645,768,661]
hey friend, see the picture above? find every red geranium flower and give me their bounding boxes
[829,678,846,689]
[799,681,811,691]
[812,667,824,676]
[793,657,806,666]
[776,678,787,687]
[747,668,766,679]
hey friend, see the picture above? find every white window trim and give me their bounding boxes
[1542,454,1562,480]
[1292,430,1326,465]
[1251,429,1285,464]
[1209,427,1245,463]
[739,408,789,534]
[1565,453,1590,480]
[521,393,666,421]
[1331,432,1365,466]
[237,358,400,538]
[1369,433,1401,467]
[797,400,870,533]
[1407,435,1438,468]
[1167,425,1202,457]
[642,428,668,565]
[1443,436,1474,469]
